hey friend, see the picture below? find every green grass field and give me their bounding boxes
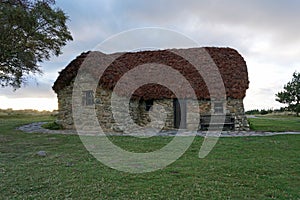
[1,114,300,199]
[248,115,300,132]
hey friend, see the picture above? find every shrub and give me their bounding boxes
[42,121,63,130]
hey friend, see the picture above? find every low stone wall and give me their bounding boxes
[56,87,249,132]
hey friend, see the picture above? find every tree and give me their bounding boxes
[0,0,73,88]
[276,71,300,116]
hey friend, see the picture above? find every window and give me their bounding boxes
[82,90,94,106]
[214,102,224,113]
[145,99,154,111]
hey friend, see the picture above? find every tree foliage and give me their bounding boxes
[0,0,73,88]
[276,71,300,116]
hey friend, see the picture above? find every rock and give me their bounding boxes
[37,151,47,157]
[66,162,74,167]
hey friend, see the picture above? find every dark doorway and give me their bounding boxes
[173,99,187,129]
[145,99,154,111]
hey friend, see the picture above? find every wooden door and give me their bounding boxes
[173,99,187,129]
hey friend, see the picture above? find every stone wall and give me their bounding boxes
[226,98,250,131]
[128,99,174,131]
[94,88,175,133]
[56,86,249,132]
[181,99,249,131]
[56,84,74,130]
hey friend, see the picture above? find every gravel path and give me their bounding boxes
[16,122,300,137]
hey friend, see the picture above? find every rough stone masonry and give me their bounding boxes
[53,47,250,132]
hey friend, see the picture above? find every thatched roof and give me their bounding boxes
[53,47,249,100]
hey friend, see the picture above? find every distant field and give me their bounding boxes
[248,115,300,132]
[0,114,300,199]
[0,109,56,116]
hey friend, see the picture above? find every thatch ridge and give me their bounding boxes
[52,47,249,99]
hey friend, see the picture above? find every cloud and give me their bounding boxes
[0,96,57,111]
[118,0,300,44]
[0,80,56,99]
[2,0,299,111]
[58,0,300,65]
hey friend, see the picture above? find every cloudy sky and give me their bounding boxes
[1,0,299,111]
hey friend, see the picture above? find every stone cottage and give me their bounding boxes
[53,47,250,132]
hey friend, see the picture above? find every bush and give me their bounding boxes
[42,122,63,130]
[245,109,260,115]
[248,120,255,130]
[260,109,269,115]
[245,109,274,115]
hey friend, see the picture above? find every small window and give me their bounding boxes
[82,90,94,106]
[214,102,223,113]
[145,99,154,111]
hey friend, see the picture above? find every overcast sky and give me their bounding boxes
[1,0,299,111]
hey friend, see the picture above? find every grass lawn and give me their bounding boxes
[1,115,300,199]
[248,115,300,132]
